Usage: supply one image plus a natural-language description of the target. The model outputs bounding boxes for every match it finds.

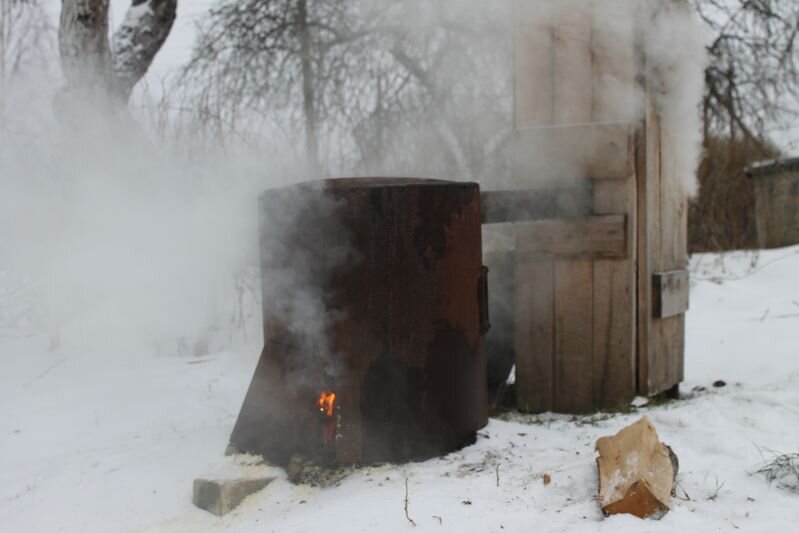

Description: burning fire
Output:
[317,391,336,417]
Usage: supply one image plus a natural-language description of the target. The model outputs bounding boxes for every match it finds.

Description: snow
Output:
[2,246,798,532]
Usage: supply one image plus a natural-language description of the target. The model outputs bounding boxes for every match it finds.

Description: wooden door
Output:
[636,96,690,396]
[511,0,638,413]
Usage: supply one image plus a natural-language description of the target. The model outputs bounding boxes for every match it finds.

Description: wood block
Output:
[193,477,275,516]
[515,215,628,259]
[653,270,690,319]
[596,417,676,519]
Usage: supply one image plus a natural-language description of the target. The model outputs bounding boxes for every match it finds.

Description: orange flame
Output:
[318,391,336,417]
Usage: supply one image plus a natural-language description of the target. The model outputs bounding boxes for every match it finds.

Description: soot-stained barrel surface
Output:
[229,178,489,466]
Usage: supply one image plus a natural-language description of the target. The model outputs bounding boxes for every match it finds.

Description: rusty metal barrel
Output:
[229,178,489,466]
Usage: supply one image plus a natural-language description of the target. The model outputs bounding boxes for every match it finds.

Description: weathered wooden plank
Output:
[554,259,594,412]
[513,2,554,127]
[750,171,799,249]
[590,0,638,125]
[653,270,690,319]
[657,110,688,390]
[514,260,555,413]
[593,258,636,408]
[593,180,636,408]
[552,8,593,124]
[644,98,663,395]
[515,215,629,259]
[549,7,596,413]
[643,93,687,396]
[589,1,637,409]
[586,124,635,179]
[636,120,652,396]
[513,124,634,182]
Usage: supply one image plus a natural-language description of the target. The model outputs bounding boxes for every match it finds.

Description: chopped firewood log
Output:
[595,416,677,519]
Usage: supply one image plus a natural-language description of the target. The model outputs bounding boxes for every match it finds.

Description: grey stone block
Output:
[193,477,275,516]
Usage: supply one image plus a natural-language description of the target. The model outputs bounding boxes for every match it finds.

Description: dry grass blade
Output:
[755,451,799,493]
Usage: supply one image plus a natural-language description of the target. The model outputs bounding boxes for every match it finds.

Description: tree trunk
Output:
[59,0,111,95]
[58,0,176,105]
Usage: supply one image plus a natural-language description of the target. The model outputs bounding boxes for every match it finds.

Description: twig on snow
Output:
[404,478,416,527]
[27,357,67,385]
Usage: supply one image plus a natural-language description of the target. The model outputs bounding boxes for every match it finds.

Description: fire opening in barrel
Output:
[317,391,336,417]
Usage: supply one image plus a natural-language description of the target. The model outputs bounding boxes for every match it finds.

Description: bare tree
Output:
[180,0,511,178]
[58,0,177,106]
[0,0,52,110]
[182,0,370,171]
[694,0,799,147]
[687,0,799,251]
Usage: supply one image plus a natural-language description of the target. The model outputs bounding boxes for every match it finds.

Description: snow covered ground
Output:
[2,246,799,533]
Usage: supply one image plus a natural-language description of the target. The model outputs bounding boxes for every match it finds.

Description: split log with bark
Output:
[596,416,678,519]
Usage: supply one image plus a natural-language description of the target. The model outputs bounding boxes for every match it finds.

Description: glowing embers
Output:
[317,389,338,445]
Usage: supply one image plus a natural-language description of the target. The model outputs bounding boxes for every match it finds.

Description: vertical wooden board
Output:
[514,260,555,413]
[552,7,593,124]
[658,122,688,389]
[554,259,594,412]
[752,180,769,248]
[510,0,559,414]
[644,102,663,395]
[546,6,594,412]
[636,120,652,395]
[590,2,637,409]
[593,259,636,408]
[590,0,637,124]
[659,136,687,269]
[593,177,636,408]
[513,1,554,127]
[549,6,595,413]
[645,94,688,396]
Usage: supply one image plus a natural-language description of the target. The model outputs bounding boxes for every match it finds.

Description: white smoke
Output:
[0,0,706,356]
[641,0,707,197]
[506,0,706,194]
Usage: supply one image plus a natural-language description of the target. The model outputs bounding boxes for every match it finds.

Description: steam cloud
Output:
[0,0,705,356]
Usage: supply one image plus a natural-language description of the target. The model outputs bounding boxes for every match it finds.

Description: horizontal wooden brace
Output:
[514,215,629,259]
[652,270,690,319]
